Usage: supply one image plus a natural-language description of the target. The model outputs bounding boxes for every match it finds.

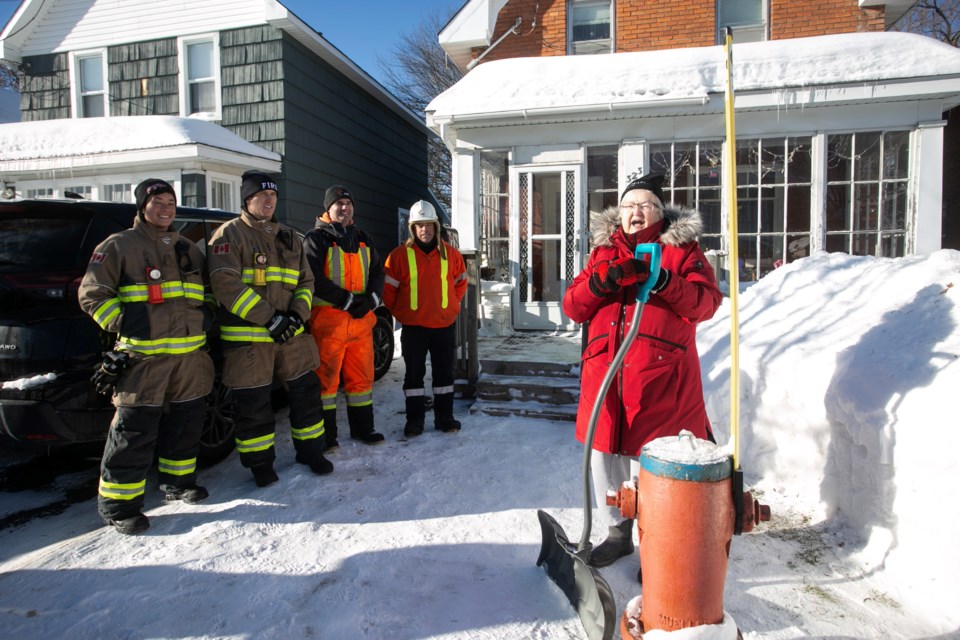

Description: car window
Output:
[0,217,90,272]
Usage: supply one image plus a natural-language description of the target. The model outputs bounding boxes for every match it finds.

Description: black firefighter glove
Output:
[265,312,299,344]
[588,256,650,297]
[346,292,379,319]
[91,351,131,396]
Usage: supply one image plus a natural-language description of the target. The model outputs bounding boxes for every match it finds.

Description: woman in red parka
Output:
[562,172,722,570]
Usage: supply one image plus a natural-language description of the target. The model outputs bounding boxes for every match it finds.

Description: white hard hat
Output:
[409,200,438,226]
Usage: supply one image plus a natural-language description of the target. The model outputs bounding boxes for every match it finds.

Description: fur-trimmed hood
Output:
[591,205,703,249]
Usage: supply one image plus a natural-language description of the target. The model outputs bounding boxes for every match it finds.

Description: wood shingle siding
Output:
[20,54,70,120]
[109,40,179,117]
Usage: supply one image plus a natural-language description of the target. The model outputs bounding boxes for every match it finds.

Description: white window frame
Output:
[207,172,240,212]
[177,33,222,120]
[567,0,614,55]
[68,49,108,119]
[717,0,768,44]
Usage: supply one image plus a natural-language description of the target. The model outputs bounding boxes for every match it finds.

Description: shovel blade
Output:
[536,509,617,640]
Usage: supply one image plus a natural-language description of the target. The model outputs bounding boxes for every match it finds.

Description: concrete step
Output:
[475,373,580,405]
[480,359,579,378]
[469,398,578,422]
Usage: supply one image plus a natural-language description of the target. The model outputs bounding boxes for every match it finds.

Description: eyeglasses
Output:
[620,202,660,213]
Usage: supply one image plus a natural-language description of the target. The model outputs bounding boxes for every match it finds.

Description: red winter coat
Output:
[562,205,722,456]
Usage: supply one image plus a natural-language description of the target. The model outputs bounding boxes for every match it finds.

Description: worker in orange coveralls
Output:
[303,185,385,448]
[383,200,467,437]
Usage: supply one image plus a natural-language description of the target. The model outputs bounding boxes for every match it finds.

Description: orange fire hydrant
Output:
[607,432,770,638]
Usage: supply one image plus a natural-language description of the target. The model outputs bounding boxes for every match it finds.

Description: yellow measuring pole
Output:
[723,27,741,471]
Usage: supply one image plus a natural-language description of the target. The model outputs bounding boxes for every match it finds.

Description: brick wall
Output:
[770,0,884,39]
[469,0,886,67]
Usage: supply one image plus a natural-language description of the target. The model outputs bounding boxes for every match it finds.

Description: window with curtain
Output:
[568,0,613,55]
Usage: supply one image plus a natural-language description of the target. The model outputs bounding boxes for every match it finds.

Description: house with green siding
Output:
[0,0,431,247]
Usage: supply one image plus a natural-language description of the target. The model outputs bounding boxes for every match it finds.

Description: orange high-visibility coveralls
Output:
[303,219,384,443]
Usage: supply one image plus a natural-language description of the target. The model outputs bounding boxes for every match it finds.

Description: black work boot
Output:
[323,408,339,452]
[251,463,279,487]
[347,404,385,445]
[404,395,426,437]
[588,519,635,567]
[104,512,150,535]
[433,392,461,433]
[162,484,209,504]
[295,451,334,475]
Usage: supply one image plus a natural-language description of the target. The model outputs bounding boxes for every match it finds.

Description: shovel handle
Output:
[634,243,662,303]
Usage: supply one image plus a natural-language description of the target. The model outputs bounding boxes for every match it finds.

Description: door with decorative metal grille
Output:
[511,167,581,330]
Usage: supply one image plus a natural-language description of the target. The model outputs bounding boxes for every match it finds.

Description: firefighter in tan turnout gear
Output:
[207,171,333,487]
[79,178,214,535]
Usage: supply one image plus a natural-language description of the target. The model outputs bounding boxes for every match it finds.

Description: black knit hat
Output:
[621,172,666,206]
[323,185,354,212]
[241,170,279,204]
[134,178,176,212]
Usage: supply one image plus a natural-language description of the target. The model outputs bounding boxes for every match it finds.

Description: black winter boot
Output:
[162,484,209,504]
[347,404,385,445]
[251,463,279,487]
[295,451,334,475]
[588,519,635,567]
[433,392,461,433]
[104,512,150,535]
[404,395,426,437]
[323,408,339,452]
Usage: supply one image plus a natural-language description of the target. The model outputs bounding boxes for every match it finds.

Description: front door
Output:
[511,167,581,330]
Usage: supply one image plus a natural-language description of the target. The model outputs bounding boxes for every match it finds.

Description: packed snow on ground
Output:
[0,250,958,639]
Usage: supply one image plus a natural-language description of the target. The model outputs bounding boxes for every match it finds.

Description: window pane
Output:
[759,138,785,185]
[786,234,810,261]
[826,134,852,183]
[79,57,103,92]
[825,234,848,253]
[699,143,722,187]
[700,190,722,234]
[102,183,132,203]
[855,132,881,182]
[82,95,105,117]
[851,233,876,257]
[759,235,782,278]
[190,81,216,114]
[883,131,909,180]
[785,184,810,233]
[786,139,811,183]
[882,182,907,231]
[571,1,611,41]
[879,233,904,258]
[673,142,696,188]
[853,183,879,232]
[736,139,758,185]
[187,41,214,80]
[720,0,762,26]
[826,184,850,232]
[737,187,758,233]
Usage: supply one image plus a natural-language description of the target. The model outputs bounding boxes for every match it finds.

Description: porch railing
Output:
[454,249,480,398]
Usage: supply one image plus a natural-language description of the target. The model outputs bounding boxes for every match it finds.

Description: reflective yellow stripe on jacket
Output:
[116,334,206,355]
[405,247,449,311]
[314,244,371,306]
[117,281,205,303]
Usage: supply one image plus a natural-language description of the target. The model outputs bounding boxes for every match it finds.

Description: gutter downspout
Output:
[466,16,522,71]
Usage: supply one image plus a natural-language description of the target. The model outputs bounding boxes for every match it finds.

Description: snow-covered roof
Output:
[427,32,960,123]
[0,115,280,162]
[0,115,282,177]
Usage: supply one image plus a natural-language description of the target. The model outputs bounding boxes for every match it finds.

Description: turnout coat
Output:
[562,205,722,456]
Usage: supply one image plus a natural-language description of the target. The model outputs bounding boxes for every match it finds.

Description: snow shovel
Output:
[537,243,663,640]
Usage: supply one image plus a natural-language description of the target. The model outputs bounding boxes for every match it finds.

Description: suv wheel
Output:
[372,312,394,381]
[199,378,236,465]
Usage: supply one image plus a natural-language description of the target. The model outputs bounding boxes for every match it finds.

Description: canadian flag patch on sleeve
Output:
[89,252,107,264]
[212,243,230,255]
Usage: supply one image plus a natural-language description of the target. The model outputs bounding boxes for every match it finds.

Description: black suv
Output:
[0,198,395,460]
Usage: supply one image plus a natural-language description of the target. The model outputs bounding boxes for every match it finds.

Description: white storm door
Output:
[511,167,581,330]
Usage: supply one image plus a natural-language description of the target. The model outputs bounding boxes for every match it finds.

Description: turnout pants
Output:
[400,324,456,424]
[98,350,214,520]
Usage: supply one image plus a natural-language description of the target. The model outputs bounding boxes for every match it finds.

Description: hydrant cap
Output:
[641,430,731,482]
